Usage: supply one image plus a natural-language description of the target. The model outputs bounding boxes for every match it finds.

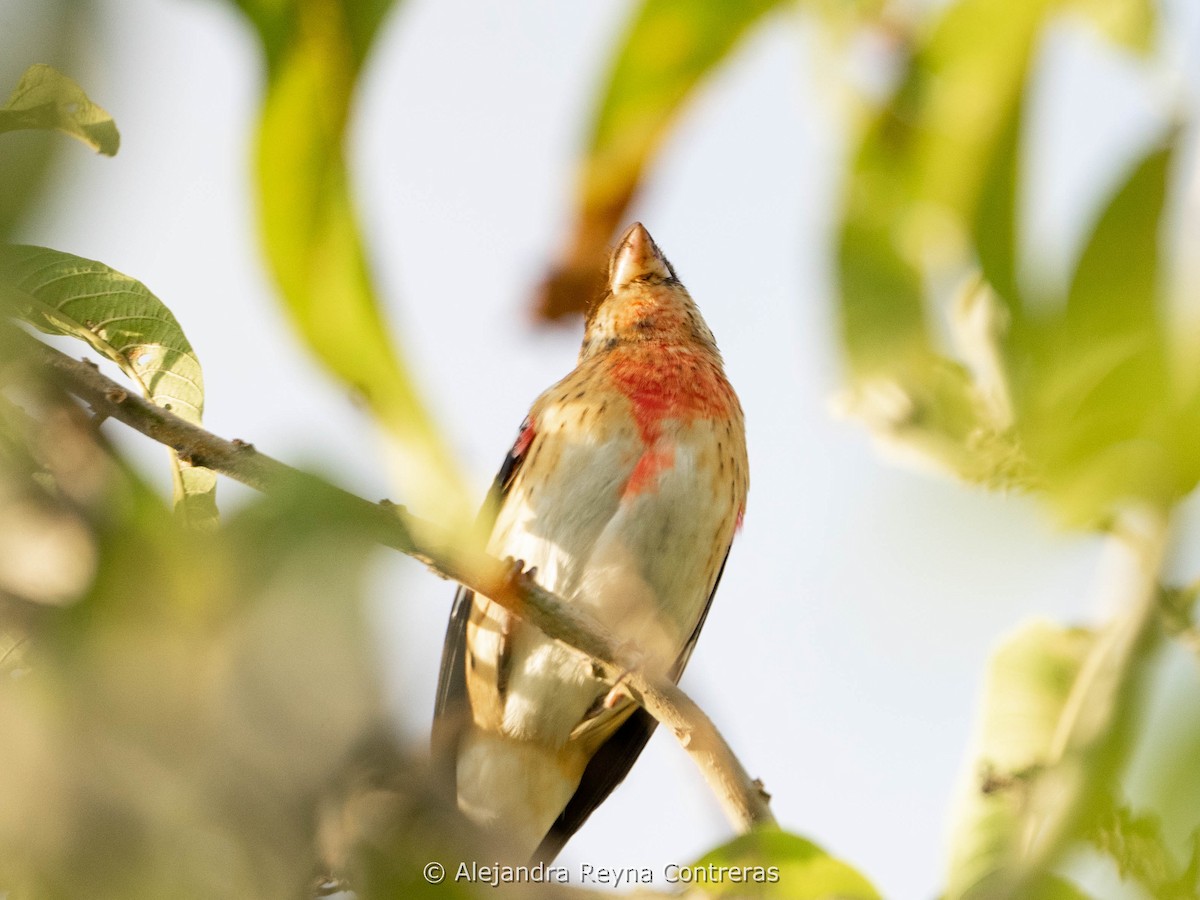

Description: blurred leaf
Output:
[232,0,393,70]
[1071,0,1157,55]
[1066,140,1168,337]
[1011,138,1187,524]
[835,0,1080,493]
[992,874,1095,899]
[1126,656,1200,892]
[685,830,880,899]
[536,0,788,320]
[808,0,888,31]
[0,631,28,676]
[1158,583,1200,663]
[839,0,1189,522]
[229,0,466,522]
[0,476,390,899]
[834,0,1166,368]
[974,96,1024,309]
[0,245,217,527]
[947,507,1169,897]
[838,0,1069,369]
[836,206,929,369]
[0,4,82,237]
[0,487,96,608]
[0,63,119,156]
[339,764,492,900]
[955,873,1096,900]
[229,0,298,69]
[832,355,1002,482]
[0,340,121,609]
[944,621,1095,900]
[0,362,500,896]
[1087,804,1199,899]
[1012,513,1169,883]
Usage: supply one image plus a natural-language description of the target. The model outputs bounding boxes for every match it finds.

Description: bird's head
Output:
[580,223,719,361]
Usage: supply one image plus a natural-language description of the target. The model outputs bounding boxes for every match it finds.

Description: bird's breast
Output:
[603,343,742,447]
[470,342,747,745]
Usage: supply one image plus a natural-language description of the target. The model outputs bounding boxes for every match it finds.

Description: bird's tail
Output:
[455,728,587,862]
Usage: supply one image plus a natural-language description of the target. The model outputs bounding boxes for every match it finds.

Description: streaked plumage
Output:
[434,223,747,861]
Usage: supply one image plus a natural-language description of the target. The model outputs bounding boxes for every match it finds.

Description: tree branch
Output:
[14,331,776,833]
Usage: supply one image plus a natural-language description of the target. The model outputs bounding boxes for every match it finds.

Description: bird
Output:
[433,222,748,863]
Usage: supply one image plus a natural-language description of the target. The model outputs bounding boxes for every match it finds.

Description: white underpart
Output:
[456,410,737,858]
[457,732,581,856]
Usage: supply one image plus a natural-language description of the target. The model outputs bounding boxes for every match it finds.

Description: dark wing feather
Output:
[533,546,732,863]
[432,419,532,772]
[670,549,729,681]
[430,583,474,778]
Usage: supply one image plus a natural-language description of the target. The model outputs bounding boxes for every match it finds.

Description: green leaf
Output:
[835,0,1076,492]
[837,0,1187,522]
[0,629,28,676]
[838,0,1065,370]
[835,0,1158,356]
[807,0,889,31]
[1067,142,1168,336]
[231,0,393,71]
[0,8,82,239]
[688,830,880,899]
[836,208,930,369]
[537,0,788,319]
[0,63,119,156]
[0,477,386,898]
[0,245,217,527]
[586,0,786,213]
[960,873,1096,900]
[832,350,1015,484]
[230,0,467,523]
[1126,675,1200,899]
[973,95,1025,310]
[1087,805,1198,899]
[1071,0,1157,55]
[1012,138,1186,523]
[944,621,1095,900]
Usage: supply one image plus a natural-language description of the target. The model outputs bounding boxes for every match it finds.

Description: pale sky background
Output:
[7,1,1200,897]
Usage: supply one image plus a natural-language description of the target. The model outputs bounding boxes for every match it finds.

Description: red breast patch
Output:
[607,344,737,499]
[607,346,736,446]
[623,444,677,498]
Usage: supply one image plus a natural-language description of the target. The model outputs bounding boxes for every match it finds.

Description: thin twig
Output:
[13,330,776,832]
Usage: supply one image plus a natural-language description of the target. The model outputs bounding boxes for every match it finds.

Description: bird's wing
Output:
[533,545,732,863]
[432,419,532,769]
[670,547,730,681]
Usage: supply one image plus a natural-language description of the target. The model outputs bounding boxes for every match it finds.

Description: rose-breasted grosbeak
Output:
[434,223,748,861]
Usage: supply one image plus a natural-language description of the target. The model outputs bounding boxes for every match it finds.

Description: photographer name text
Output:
[432,861,781,888]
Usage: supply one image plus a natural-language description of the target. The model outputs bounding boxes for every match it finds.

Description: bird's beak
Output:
[609,222,671,292]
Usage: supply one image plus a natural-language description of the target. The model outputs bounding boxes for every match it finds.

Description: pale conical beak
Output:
[609,222,672,292]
